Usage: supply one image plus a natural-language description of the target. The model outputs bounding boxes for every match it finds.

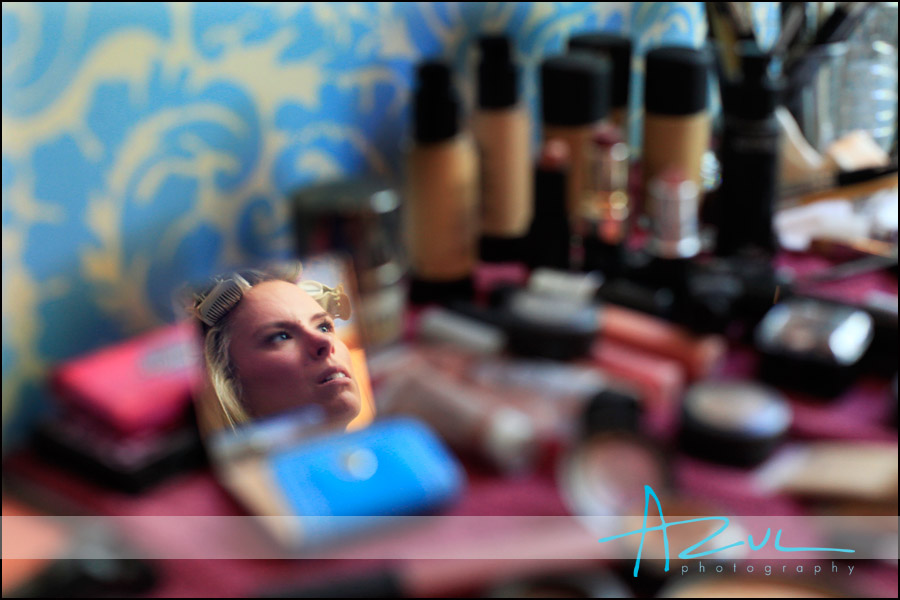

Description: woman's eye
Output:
[318,321,334,333]
[268,331,291,343]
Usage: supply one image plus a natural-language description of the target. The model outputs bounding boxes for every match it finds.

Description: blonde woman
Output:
[188,263,360,433]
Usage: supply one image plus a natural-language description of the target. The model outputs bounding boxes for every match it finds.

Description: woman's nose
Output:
[304,327,333,360]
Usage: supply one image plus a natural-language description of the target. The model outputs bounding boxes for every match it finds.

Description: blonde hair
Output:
[188,262,350,432]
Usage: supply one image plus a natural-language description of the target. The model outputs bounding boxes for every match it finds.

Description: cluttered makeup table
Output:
[3,253,898,598]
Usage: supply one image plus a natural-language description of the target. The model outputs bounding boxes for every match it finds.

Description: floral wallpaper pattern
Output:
[1,2,777,443]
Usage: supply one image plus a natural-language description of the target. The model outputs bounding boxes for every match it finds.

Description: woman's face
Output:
[226,280,361,427]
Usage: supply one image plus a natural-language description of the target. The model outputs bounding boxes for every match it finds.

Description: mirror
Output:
[184,254,375,441]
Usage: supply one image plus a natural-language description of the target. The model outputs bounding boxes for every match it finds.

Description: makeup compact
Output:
[755,298,875,396]
[41,322,206,492]
[680,381,792,466]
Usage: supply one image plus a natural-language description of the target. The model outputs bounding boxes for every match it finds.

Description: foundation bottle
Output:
[541,54,611,219]
[642,46,712,196]
[716,47,782,257]
[406,61,478,304]
[568,33,633,137]
[474,35,533,263]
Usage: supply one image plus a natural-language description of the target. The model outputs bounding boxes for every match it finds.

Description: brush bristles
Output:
[196,276,250,326]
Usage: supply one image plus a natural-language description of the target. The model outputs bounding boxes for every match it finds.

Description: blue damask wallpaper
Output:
[1,3,777,444]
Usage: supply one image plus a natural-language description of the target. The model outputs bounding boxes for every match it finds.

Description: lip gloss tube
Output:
[599,303,726,380]
[527,269,727,379]
[586,339,686,416]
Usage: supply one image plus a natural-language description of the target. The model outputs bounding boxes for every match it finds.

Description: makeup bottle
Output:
[716,46,783,256]
[642,46,712,193]
[527,139,572,270]
[541,54,611,218]
[406,61,478,304]
[291,178,407,348]
[474,35,533,263]
[582,124,631,275]
[568,33,632,136]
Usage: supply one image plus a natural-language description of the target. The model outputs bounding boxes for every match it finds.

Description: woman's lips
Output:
[317,367,352,386]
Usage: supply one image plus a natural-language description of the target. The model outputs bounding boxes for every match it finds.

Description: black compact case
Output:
[755,298,875,397]
[449,289,599,360]
[680,381,792,466]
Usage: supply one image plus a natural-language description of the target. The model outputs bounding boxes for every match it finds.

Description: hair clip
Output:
[300,281,352,321]
[192,274,252,327]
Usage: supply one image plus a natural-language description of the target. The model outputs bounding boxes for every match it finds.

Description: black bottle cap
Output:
[541,54,611,126]
[722,45,783,120]
[478,34,518,109]
[413,61,461,143]
[568,32,632,108]
[644,46,712,116]
[582,389,642,436]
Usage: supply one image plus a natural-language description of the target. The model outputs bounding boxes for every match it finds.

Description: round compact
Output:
[680,381,792,466]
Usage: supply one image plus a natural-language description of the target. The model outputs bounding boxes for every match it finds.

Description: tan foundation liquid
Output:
[543,123,600,217]
[406,133,479,281]
[474,107,532,237]
[642,111,711,190]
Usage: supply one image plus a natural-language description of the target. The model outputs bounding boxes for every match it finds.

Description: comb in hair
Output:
[195,275,251,327]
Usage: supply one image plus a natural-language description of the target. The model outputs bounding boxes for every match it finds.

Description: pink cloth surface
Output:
[3,257,897,597]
